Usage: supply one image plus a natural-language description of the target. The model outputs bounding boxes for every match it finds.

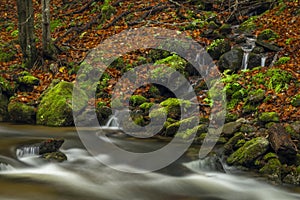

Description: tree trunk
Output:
[42,0,56,59]
[16,0,37,68]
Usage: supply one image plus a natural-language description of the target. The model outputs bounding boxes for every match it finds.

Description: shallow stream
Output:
[0,123,300,200]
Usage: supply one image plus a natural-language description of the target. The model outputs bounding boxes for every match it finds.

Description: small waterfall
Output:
[16,146,40,157]
[241,36,256,70]
[0,163,13,171]
[105,115,120,128]
[261,55,268,67]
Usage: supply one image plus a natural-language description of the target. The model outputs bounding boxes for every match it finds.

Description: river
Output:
[0,123,300,200]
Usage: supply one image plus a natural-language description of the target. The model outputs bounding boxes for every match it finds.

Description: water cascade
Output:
[0,163,13,171]
[16,146,39,158]
[261,54,268,67]
[241,36,256,70]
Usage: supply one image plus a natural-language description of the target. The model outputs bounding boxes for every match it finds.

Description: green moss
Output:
[166,116,199,136]
[175,123,207,140]
[154,54,187,76]
[259,158,281,179]
[259,112,280,123]
[238,16,258,33]
[0,76,14,95]
[291,94,300,107]
[159,98,191,119]
[227,137,269,166]
[8,101,36,123]
[139,102,154,110]
[253,68,293,93]
[224,132,245,155]
[129,95,147,107]
[37,82,81,126]
[257,29,279,41]
[207,39,231,60]
[18,75,39,85]
[275,56,291,65]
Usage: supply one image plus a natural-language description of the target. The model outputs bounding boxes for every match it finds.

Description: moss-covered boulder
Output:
[37,81,77,126]
[247,89,265,103]
[159,98,191,120]
[7,101,36,124]
[166,116,199,137]
[41,151,67,162]
[0,76,15,96]
[17,72,40,92]
[175,123,207,141]
[258,153,282,182]
[258,112,280,123]
[227,137,269,167]
[207,39,231,60]
[218,48,243,72]
[129,95,147,107]
[257,29,279,41]
[224,132,245,155]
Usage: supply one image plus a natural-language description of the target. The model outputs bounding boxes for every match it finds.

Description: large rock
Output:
[17,71,40,92]
[38,138,65,154]
[268,124,298,164]
[248,53,262,69]
[227,137,269,167]
[7,101,36,124]
[207,39,231,60]
[222,121,242,137]
[37,81,76,126]
[218,48,243,72]
[256,40,281,52]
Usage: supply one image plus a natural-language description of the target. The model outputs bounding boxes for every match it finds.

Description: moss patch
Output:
[37,81,79,126]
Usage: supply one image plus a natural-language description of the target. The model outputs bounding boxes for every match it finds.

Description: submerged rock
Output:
[38,138,65,155]
[41,151,67,162]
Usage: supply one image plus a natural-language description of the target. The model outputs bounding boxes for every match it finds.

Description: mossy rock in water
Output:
[7,101,36,124]
[207,39,231,60]
[166,116,199,137]
[37,81,84,126]
[258,112,280,123]
[41,151,67,162]
[175,124,208,140]
[259,158,281,182]
[227,137,269,167]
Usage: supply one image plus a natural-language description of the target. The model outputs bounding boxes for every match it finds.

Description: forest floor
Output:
[0,0,300,121]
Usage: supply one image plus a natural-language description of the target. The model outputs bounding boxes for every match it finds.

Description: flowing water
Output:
[0,123,300,200]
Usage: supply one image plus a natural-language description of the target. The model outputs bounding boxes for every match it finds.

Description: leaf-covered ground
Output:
[0,0,299,121]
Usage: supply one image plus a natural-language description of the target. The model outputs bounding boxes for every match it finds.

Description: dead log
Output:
[268,124,298,165]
